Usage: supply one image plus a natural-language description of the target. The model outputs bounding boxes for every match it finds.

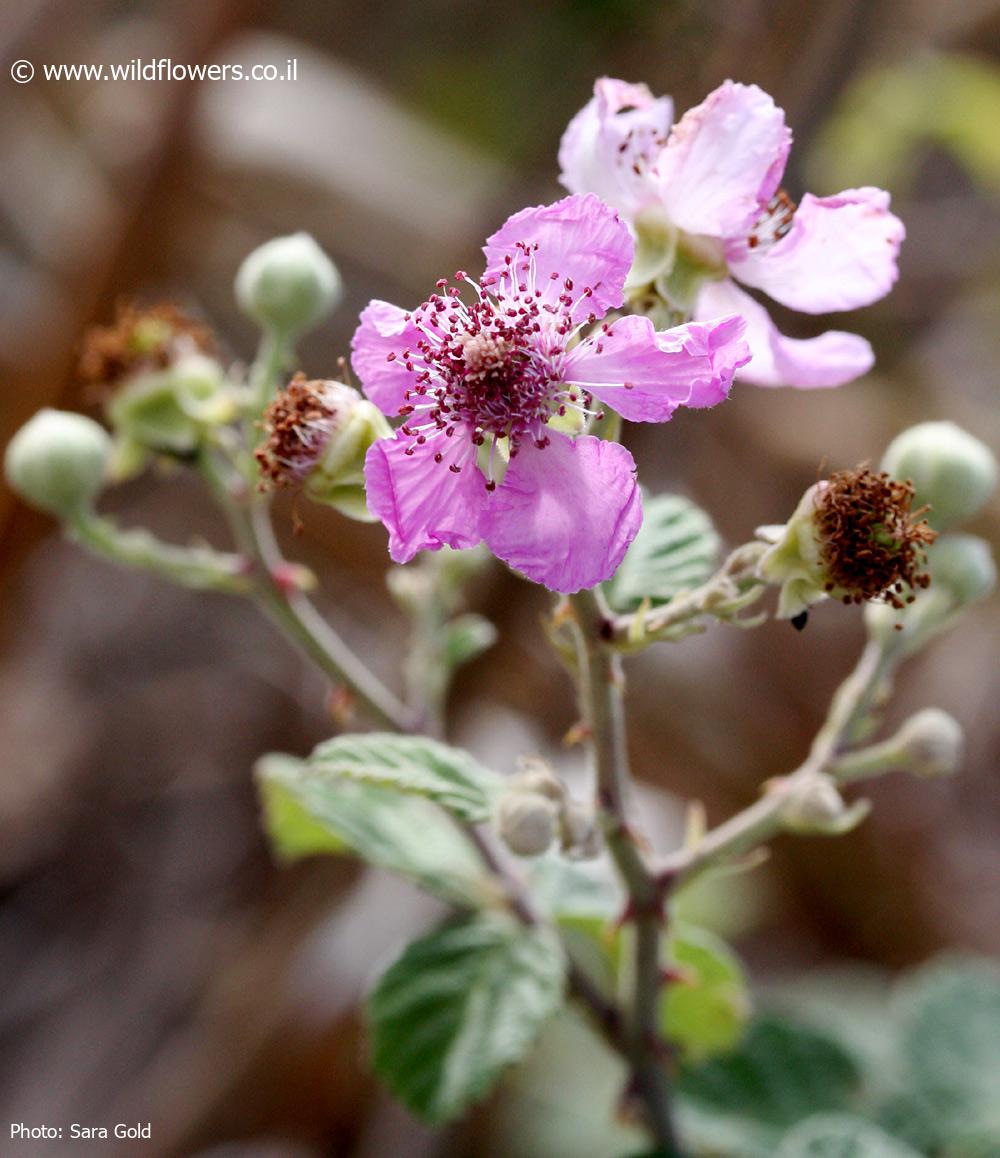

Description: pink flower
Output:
[559,79,905,390]
[352,194,749,593]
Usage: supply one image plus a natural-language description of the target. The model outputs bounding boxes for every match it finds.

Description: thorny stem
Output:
[569,587,683,1156]
[656,640,892,892]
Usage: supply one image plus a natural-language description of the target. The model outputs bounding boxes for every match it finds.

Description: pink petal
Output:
[481,433,641,593]
[558,77,673,215]
[727,187,905,314]
[364,431,487,563]
[482,194,634,327]
[655,81,792,240]
[562,313,748,421]
[351,300,425,416]
[696,279,874,390]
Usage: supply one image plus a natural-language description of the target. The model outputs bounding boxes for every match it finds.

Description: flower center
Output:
[747,189,797,251]
[390,248,599,484]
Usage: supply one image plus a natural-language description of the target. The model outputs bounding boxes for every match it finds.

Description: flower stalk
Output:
[568,587,682,1155]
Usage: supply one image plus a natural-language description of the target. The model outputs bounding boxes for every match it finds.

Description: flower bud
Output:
[559,800,602,859]
[496,790,559,857]
[881,421,998,530]
[105,353,236,460]
[893,709,964,778]
[5,409,111,518]
[235,233,342,337]
[777,773,869,835]
[759,467,936,620]
[256,375,390,521]
[509,759,567,804]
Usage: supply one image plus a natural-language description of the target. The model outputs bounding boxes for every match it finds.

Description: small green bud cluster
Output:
[5,409,112,519]
[496,761,599,859]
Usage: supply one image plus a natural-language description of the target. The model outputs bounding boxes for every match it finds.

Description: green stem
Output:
[657,640,893,893]
[569,587,682,1156]
[199,451,416,732]
[67,511,252,594]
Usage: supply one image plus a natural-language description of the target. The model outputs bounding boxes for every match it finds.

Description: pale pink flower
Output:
[559,78,905,389]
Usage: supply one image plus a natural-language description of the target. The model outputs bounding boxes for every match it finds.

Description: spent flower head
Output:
[79,301,215,394]
[759,466,937,621]
[351,193,749,593]
[559,78,904,389]
[256,373,390,521]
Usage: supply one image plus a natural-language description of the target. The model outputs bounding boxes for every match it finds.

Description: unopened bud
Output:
[5,409,111,518]
[894,709,964,778]
[777,773,869,835]
[881,422,998,530]
[560,800,602,859]
[256,375,390,521]
[235,233,342,337]
[509,759,567,804]
[497,790,559,857]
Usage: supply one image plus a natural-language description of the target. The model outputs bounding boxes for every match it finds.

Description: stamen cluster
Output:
[816,467,937,608]
[390,246,602,484]
[746,189,797,251]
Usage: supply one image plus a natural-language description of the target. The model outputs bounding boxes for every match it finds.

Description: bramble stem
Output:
[569,587,682,1156]
[67,511,252,594]
[656,640,892,893]
[198,450,416,732]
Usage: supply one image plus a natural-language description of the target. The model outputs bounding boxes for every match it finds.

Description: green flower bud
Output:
[496,789,559,857]
[865,534,996,653]
[777,772,870,835]
[893,709,964,778]
[759,467,936,620]
[256,375,390,521]
[235,233,342,337]
[105,353,236,460]
[5,409,111,518]
[881,421,998,530]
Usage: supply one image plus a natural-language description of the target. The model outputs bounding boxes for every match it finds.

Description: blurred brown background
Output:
[2,1,999,1155]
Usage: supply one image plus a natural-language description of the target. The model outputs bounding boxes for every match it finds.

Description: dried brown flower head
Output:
[78,301,215,392]
[815,466,937,609]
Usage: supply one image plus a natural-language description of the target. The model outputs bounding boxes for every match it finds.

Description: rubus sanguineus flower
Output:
[351,193,749,593]
[559,79,905,390]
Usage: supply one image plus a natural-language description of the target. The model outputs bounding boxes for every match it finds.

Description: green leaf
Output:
[606,493,720,612]
[777,1114,924,1157]
[308,732,504,822]
[895,957,1000,1148]
[367,917,566,1123]
[678,1014,861,1128]
[661,924,751,1063]
[255,753,493,905]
